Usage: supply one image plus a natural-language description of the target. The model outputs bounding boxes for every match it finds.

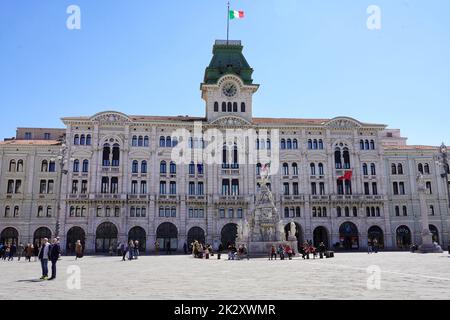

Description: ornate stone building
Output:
[1,40,449,253]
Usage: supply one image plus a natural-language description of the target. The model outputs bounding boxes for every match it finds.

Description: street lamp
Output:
[53,142,70,238]
[436,143,450,209]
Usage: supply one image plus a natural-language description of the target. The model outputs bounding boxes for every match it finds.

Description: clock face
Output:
[222,82,237,97]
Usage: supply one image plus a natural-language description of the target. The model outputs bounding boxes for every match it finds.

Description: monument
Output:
[416,173,443,253]
[236,164,297,254]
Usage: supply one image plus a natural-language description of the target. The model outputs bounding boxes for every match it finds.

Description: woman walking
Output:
[75,240,83,260]
[25,244,33,262]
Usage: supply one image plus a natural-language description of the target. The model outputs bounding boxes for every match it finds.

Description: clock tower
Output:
[201,40,259,124]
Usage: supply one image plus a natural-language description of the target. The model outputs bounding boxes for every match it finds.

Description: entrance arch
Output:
[33,227,52,247]
[396,225,411,249]
[95,222,118,253]
[429,225,439,244]
[284,222,304,251]
[187,227,206,246]
[128,226,147,252]
[156,222,178,252]
[221,223,238,248]
[66,227,86,254]
[368,226,384,248]
[1,227,19,245]
[339,222,359,250]
[313,226,329,249]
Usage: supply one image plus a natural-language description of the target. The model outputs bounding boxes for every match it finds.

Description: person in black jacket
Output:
[48,238,61,280]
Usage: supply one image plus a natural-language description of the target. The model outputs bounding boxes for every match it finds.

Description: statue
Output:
[278,221,285,241]
[289,220,297,238]
[416,173,425,192]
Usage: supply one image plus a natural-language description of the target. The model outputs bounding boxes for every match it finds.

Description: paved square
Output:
[0,252,449,300]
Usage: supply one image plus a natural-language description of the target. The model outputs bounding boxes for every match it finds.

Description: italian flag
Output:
[229,10,244,20]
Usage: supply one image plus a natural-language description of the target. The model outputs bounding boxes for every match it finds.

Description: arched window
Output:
[334,148,342,169]
[159,136,165,147]
[160,161,167,174]
[41,160,48,172]
[395,206,400,216]
[397,164,403,175]
[370,140,375,150]
[343,148,350,169]
[214,102,219,112]
[284,207,289,218]
[227,102,232,112]
[80,135,86,145]
[362,163,368,176]
[132,160,139,173]
[424,163,430,174]
[313,139,318,150]
[73,160,80,172]
[222,102,226,112]
[9,160,16,172]
[418,163,424,174]
[170,162,177,174]
[360,140,364,150]
[16,160,23,172]
[138,136,143,147]
[86,135,92,146]
[74,135,80,145]
[370,163,376,175]
[144,136,149,147]
[141,161,147,174]
[318,163,324,175]
[391,163,397,175]
[280,139,286,150]
[376,207,380,217]
[308,139,313,150]
[322,207,327,217]
[365,140,370,150]
[426,182,432,194]
[82,160,89,173]
[318,139,323,150]
[112,144,120,166]
[189,162,195,175]
[256,163,262,175]
[296,207,301,217]
[293,139,298,149]
[292,163,298,176]
[4,206,10,217]
[366,207,371,217]
[371,207,375,217]
[166,137,172,148]
[312,207,317,217]
[429,205,435,216]
[310,163,316,176]
[402,206,408,216]
[353,207,358,217]
[287,139,292,149]
[241,102,246,112]
[336,207,342,217]
[132,136,138,147]
[345,206,350,217]
[37,206,43,217]
[282,163,289,176]
[102,144,111,166]
[266,139,271,150]
[233,102,238,112]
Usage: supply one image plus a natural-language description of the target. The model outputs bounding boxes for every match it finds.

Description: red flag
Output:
[338,170,353,181]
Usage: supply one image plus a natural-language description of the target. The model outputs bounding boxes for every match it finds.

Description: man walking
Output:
[38,238,50,280]
[49,238,61,280]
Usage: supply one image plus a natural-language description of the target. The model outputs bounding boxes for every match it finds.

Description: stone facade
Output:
[0,40,449,253]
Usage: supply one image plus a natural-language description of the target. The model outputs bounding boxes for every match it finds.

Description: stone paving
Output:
[0,252,449,300]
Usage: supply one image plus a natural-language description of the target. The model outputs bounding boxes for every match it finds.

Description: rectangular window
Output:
[231,179,239,196]
[283,183,290,195]
[219,208,225,218]
[171,207,176,217]
[372,182,378,195]
[197,182,204,195]
[25,132,32,140]
[337,180,344,195]
[140,181,147,194]
[189,208,194,218]
[44,133,51,140]
[319,183,325,195]
[47,180,54,194]
[293,182,299,195]
[189,182,195,195]
[227,208,234,218]
[159,181,166,195]
[364,182,370,195]
[72,180,79,194]
[159,207,165,217]
[222,179,230,196]
[169,182,177,195]
[40,180,47,194]
[237,208,243,219]
[110,177,118,194]
[96,207,102,217]
[81,180,88,194]
[311,183,316,195]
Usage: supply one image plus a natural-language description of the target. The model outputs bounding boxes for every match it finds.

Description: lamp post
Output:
[436,143,450,209]
[52,142,70,238]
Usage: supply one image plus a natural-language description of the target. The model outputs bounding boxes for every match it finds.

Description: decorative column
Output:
[417,173,443,253]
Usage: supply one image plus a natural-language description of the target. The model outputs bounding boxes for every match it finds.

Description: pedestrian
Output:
[154,241,160,255]
[122,243,128,261]
[38,238,50,280]
[318,242,326,259]
[367,240,373,254]
[373,239,379,253]
[25,244,33,262]
[0,243,4,260]
[134,240,139,259]
[49,238,61,280]
[128,240,134,260]
[183,242,188,254]
[33,241,39,261]
[75,240,83,260]
[277,245,284,260]
[286,244,293,260]
[205,245,210,259]
[166,241,171,255]
[5,244,11,261]
[117,242,122,257]
[217,243,223,260]
[269,245,276,260]
[17,243,24,261]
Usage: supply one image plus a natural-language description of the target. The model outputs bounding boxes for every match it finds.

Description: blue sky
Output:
[1,0,449,145]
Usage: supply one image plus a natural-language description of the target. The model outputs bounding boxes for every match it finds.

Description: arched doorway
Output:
[221,223,238,248]
[284,222,304,251]
[339,222,359,250]
[429,225,439,244]
[313,226,329,249]
[156,222,178,252]
[128,226,146,252]
[33,227,52,247]
[95,222,118,253]
[368,226,384,248]
[66,227,86,255]
[1,227,19,245]
[396,225,411,249]
[187,227,206,246]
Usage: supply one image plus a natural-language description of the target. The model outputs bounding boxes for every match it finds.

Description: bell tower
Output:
[200,40,259,124]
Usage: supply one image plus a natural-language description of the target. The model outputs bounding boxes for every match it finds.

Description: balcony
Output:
[91,193,126,200]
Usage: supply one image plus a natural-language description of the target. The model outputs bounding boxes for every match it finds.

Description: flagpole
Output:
[227,1,230,45]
